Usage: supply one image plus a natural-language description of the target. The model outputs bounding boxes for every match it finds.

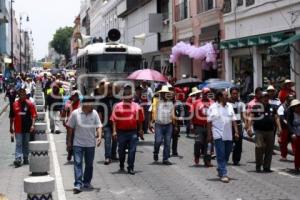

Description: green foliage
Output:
[50,26,74,61]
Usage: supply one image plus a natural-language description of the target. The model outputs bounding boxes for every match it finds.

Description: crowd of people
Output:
[6,72,300,194]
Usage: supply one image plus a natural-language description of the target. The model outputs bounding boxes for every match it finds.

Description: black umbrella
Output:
[175,77,202,87]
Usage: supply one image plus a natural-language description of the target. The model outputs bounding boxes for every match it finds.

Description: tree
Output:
[50,26,74,63]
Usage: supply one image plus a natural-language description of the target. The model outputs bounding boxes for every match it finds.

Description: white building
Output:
[221,0,300,98]
[117,0,173,74]
[90,0,125,42]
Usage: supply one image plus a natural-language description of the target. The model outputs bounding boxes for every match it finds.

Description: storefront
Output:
[221,31,296,97]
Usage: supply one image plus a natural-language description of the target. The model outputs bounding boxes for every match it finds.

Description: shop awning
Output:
[269,34,300,54]
[220,32,288,49]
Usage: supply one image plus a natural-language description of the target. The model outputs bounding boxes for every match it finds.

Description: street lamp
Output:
[19,14,29,73]
[10,0,14,68]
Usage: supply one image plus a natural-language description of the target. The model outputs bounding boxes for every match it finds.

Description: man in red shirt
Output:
[278,80,296,104]
[192,88,214,166]
[10,88,37,167]
[111,84,144,175]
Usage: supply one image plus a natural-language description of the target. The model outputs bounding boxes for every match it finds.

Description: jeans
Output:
[117,131,138,170]
[214,139,233,177]
[73,146,95,188]
[154,123,173,161]
[103,126,117,159]
[15,133,30,161]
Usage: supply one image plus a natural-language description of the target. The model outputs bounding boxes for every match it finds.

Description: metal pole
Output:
[19,17,22,73]
[10,0,14,67]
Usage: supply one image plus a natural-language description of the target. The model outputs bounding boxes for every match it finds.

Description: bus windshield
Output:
[88,54,142,73]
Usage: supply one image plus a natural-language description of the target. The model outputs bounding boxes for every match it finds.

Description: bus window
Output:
[88,54,141,73]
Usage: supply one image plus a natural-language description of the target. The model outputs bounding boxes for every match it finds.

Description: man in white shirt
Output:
[67,98,102,194]
[207,90,239,183]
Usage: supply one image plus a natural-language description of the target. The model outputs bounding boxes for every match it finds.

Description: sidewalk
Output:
[0,95,57,199]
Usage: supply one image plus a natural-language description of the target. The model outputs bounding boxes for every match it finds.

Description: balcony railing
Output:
[175,1,188,22]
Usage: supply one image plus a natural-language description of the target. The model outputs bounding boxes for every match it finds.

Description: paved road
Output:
[52,125,300,200]
[0,101,299,200]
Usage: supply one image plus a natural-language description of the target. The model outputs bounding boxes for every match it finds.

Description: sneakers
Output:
[13,160,22,168]
[55,130,61,134]
[256,165,262,173]
[127,167,136,175]
[172,153,179,157]
[263,168,273,173]
[153,154,158,162]
[73,186,82,194]
[220,176,230,183]
[162,160,172,165]
[83,183,94,190]
[104,158,111,165]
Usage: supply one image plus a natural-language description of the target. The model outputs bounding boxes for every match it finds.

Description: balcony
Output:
[175,1,188,22]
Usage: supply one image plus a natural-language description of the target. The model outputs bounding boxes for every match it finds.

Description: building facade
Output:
[117,0,174,76]
[0,0,10,73]
[221,0,300,98]
[172,0,224,80]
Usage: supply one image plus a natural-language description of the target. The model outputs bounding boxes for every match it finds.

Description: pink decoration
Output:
[169,42,217,65]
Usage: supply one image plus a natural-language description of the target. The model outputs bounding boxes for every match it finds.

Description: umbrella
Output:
[205,80,236,89]
[127,69,168,82]
[175,77,202,87]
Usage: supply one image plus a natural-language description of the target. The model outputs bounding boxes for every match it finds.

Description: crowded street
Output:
[1,0,300,200]
[0,105,299,200]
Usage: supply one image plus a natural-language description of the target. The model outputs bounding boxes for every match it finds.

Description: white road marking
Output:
[271,168,300,179]
[47,112,67,200]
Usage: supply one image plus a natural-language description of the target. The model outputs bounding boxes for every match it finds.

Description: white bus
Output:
[76,29,143,95]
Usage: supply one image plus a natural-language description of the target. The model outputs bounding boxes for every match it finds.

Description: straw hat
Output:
[157,85,174,93]
[290,99,300,108]
[283,79,295,86]
[189,87,202,97]
[266,85,275,91]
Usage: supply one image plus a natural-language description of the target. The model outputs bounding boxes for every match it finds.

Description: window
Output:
[198,0,214,13]
[223,0,231,13]
[88,54,141,73]
[246,0,255,7]
[237,0,243,6]
[175,0,188,21]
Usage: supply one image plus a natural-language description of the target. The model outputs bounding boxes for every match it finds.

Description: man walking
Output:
[10,88,37,167]
[67,98,102,194]
[97,82,120,165]
[229,87,246,166]
[247,91,281,173]
[46,84,63,134]
[111,84,144,175]
[207,90,239,183]
[151,85,176,165]
[192,88,214,166]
